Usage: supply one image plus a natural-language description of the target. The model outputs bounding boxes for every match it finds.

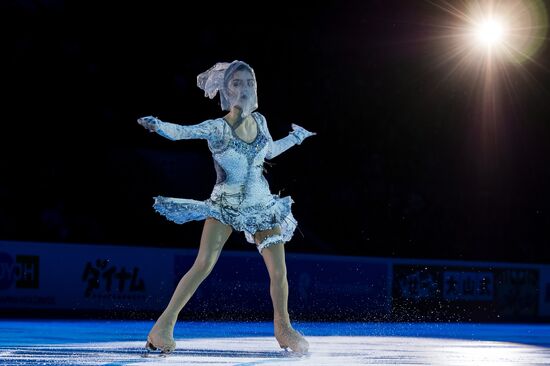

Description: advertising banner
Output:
[392,262,539,321]
[3,241,546,322]
[0,241,174,312]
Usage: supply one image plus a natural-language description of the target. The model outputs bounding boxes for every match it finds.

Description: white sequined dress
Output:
[151,112,299,251]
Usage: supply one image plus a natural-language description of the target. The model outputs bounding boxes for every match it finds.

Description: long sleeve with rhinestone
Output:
[266,134,299,159]
[259,116,298,159]
[155,119,219,141]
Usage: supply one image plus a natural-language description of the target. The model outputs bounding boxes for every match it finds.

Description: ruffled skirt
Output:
[152,194,297,245]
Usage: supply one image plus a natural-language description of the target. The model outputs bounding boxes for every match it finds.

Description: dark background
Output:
[1,0,549,263]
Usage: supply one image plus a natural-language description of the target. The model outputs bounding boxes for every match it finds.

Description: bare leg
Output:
[147,218,232,352]
[256,228,309,353]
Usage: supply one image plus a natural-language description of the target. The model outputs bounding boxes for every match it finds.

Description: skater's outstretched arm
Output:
[259,114,316,159]
[137,116,223,142]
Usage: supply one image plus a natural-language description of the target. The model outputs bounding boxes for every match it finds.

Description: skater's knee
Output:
[192,255,218,276]
[269,268,287,284]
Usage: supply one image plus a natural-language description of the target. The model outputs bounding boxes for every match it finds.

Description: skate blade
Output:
[142,340,172,357]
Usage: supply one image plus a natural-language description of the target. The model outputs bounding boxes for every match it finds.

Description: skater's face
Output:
[226,69,257,117]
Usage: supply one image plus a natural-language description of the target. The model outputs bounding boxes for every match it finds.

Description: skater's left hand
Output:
[290,123,316,145]
[137,116,160,132]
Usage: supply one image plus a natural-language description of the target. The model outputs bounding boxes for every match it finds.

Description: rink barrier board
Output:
[1,240,549,322]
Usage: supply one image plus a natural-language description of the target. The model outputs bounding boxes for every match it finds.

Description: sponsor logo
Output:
[396,269,439,300]
[443,271,493,301]
[81,259,145,299]
[0,252,40,290]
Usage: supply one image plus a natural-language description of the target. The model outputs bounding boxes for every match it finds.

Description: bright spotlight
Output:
[474,19,506,46]
[433,0,548,65]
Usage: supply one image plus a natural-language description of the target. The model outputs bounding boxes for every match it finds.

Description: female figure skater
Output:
[137,60,316,354]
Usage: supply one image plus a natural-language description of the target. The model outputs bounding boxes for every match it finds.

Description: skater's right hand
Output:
[290,123,316,145]
[137,116,160,132]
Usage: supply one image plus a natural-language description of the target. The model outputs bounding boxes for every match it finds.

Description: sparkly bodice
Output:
[210,116,271,205]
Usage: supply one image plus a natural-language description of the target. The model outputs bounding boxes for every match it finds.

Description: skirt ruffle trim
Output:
[152,195,297,245]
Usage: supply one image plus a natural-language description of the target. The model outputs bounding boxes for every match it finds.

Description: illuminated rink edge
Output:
[1,321,549,366]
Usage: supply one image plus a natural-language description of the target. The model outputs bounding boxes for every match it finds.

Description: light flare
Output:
[474,18,506,46]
